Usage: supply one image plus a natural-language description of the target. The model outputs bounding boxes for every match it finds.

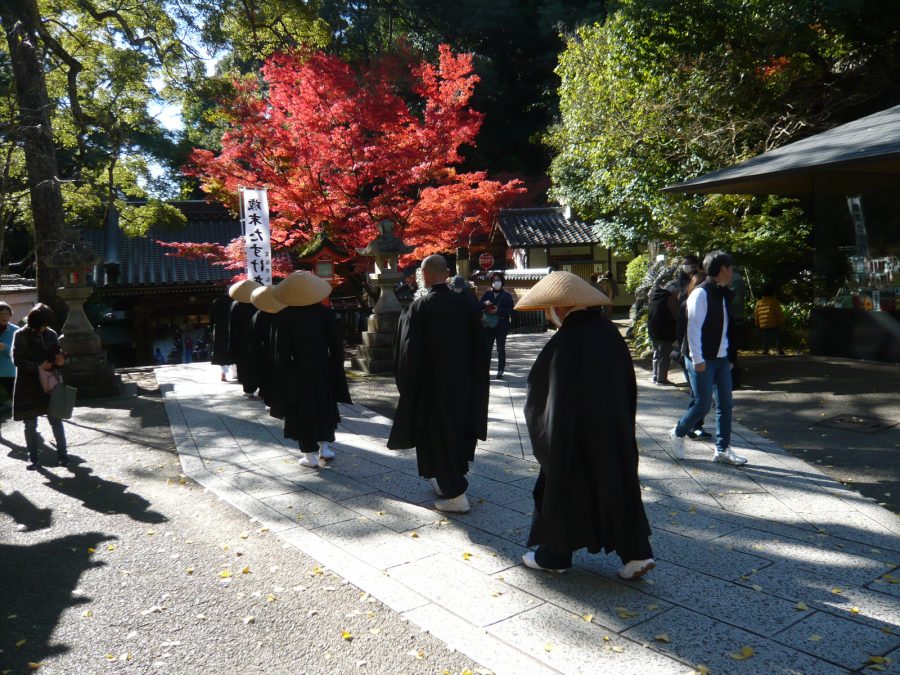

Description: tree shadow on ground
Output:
[0,489,52,531]
[37,463,167,524]
[0,532,114,673]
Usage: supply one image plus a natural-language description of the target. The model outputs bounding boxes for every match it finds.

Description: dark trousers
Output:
[761,327,783,352]
[24,416,67,464]
[0,376,13,420]
[486,326,508,374]
[298,439,319,454]
[536,536,654,569]
[435,475,468,500]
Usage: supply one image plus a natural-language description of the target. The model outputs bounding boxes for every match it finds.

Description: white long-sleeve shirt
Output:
[686,286,728,365]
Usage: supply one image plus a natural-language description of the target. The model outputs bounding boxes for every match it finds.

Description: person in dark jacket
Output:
[228,279,262,396]
[669,251,747,466]
[272,272,351,468]
[479,271,515,379]
[210,293,234,381]
[647,282,679,385]
[389,255,489,513]
[514,271,653,579]
[450,275,481,316]
[11,304,69,469]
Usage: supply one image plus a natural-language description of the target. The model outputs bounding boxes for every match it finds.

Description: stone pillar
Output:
[352,220,414,374]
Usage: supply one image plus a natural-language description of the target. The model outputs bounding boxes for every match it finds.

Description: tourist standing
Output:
[647,281,679,385]
[12,304,69,469]
[480,271,514,379]
[389,255,489,513]
[669,251,748,466]
[272,272,351,468]
[514,271,654,579]
[0,302,15,423]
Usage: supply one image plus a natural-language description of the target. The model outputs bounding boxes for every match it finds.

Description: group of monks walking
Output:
[210,259,655,581]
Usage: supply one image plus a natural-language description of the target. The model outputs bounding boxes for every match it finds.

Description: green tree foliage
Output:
[547,0,900,290]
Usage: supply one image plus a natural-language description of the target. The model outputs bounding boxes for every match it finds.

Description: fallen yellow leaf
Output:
[311,566,324,576]
[729,646,755,660]
[240,532,249,539]
[654,633,671,643]
[809,634,823,642]
[611,646,624,653]
[146,529,155,536]
[544,642,554,652]
[602,635,611,642]
[342,630,353,641]
[369,628,380,635]
[87,547,96,554]
[409,532,419,538]
[107,544,116,551]
[82,610,93,618]
[15,639,26,648]
[186,566,194,575]
[104,654,116,662]
[26,665,42,672]
[849,607,860,615]
[241,566,251,574]
[751,584,763,592]
[218,569,232,579]
[267,594,276,603]
[831,587,843,594]
[695,666,710,675]
[582,614,593,623]
[375,510,385,516]
[462,552,473,561]
[243,616,255,624]
[795,602,809,611]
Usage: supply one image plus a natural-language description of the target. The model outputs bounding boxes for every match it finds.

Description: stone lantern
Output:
[352,220,414,374]
[47,239,123,398]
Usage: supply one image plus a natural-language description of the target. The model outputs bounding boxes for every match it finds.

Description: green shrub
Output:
[630,313,653,358]
[625,253,650,294]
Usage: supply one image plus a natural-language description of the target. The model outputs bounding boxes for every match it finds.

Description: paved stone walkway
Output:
[157,334,899,674]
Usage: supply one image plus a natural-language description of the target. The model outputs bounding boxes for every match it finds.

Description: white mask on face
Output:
[682,265,696,274]
[492,280,502,291]
[545,307,562,328]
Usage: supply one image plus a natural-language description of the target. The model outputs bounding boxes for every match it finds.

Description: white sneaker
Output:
[713,448,748,466]
[434,493,470,513]
[318,442,335,461]
[618,558,655,580]
[669,427,686,460]
[298,452,320,468]
[429,478,443,497]
[522,551,569,573]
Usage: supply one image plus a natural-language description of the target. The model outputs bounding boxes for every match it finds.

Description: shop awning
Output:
[663,104,900,195]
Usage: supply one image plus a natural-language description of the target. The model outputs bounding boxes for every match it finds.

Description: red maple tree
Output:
[171,45,523,268]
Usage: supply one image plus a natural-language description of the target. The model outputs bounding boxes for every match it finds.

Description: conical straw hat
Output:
[229,278,262,303]
[272,271,332,307]
[514,270,611,310]
[250,285,287,314]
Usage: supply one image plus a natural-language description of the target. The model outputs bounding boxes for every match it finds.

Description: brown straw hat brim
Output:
[514,270,611,310]
[250,285,287,314]
[229,279,262,303]
[272,271,332,307]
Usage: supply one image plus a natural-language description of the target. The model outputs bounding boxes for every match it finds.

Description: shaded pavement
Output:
[152,333,900,674]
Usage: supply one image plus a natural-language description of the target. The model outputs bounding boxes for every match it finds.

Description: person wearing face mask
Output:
[514,271,655,579]
[676,255,699,298]
[480,271,515,379]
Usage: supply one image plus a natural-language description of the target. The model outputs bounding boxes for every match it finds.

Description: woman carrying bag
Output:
[12,304,70,470]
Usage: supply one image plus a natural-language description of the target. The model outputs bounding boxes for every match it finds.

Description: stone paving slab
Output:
[157,356,900,675]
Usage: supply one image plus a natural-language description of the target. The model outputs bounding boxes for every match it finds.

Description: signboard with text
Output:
[240,188,272,286]
[478,253,494,270]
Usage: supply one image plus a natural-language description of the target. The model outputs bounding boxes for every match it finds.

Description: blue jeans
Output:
[675,357,732,451]
[24,416,67,464]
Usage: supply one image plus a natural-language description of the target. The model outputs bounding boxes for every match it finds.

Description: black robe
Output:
[524,308,651,557]
[275,304,350,442]
[251,310,279,411]
[210,294,233,366]
[388,283,489,479]
[229,301,259,392]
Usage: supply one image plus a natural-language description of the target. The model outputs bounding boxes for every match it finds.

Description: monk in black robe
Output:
[272,272,351,468]
[210,293,233,381]
[388,255,489,513]
[249,286,285,417]
[227,279,262,396]
[515,271,655,580]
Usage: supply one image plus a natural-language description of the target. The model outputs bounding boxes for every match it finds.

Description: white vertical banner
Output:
[239,188,273,286]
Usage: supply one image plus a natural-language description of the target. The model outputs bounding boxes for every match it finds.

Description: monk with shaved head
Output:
[388,255,489,513]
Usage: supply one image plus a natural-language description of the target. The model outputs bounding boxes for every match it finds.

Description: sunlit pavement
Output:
[157,334,899,674]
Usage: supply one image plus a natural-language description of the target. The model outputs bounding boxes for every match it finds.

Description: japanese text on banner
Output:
[240,188,272,285]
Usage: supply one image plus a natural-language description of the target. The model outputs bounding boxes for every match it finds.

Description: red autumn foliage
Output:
[177,45,523,267]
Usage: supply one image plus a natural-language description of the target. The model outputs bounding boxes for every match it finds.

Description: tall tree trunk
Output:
[1,0,65,309]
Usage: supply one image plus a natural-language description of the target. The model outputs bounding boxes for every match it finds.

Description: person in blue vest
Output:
[0,302,16,423]
[479,271,515,379]
[669,251,748,466]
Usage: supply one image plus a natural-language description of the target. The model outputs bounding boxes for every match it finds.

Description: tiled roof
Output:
[496,207,597,247]
[80,201,241,287]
